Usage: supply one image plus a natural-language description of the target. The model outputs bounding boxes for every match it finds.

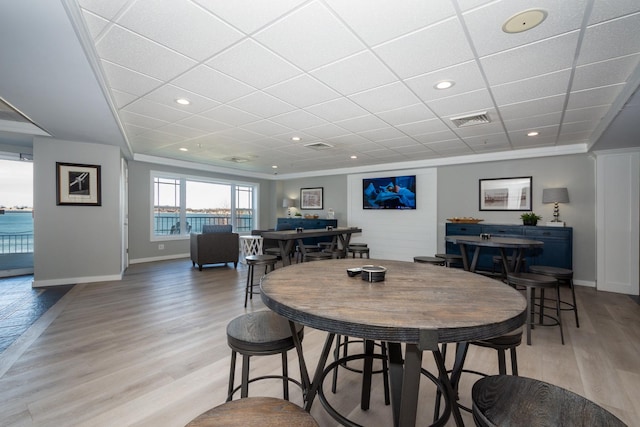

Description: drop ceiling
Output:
[1,0,639,178]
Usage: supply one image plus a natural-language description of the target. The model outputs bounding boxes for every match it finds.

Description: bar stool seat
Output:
[528,265,579,327]
[349,247,370,258]
[434,253,463,268]
[244,255,278,307]
[413,256,445,265]
[472,375,626,427]
[186,397,319,426]
[226,311,304,401]
[507,273,563,345]
[304,251,333,262]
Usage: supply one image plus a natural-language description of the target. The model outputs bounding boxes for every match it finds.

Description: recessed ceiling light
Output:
[350,155,358,159]
[527,131,539,137]
[175,98,190,105]
[291,136,301,141]
[502,9,548,34]
[272,165,278,169]
[179,147,188,151]
[434,80,455,90]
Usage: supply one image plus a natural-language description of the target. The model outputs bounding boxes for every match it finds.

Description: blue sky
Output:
[0,159,33,208]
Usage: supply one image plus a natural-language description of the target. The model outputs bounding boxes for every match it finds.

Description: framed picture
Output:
[479,176,531,211]
[300,187,323,210]
[56,162,102,206]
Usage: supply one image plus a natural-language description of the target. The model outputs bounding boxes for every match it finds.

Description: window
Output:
[152,173,257,238]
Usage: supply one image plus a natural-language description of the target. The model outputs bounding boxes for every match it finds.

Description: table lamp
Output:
[283,198,295,217]
[542,187,569,226]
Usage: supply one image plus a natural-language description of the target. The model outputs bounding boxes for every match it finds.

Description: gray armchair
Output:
[190,225,239,270]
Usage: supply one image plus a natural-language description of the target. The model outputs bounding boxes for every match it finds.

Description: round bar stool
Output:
[413,256,445,266]
[434,253,464,268]
[528,265,579,327]
[492,255,526,279]
[349,246,370,258]
[507,272,563,345]
[304,251,333,262]
[349,242,368,247]
[244,255,278,308]
[264,247,290,267]
[226,311,304,401]
[472,375,627,427]
[186,397,319,426]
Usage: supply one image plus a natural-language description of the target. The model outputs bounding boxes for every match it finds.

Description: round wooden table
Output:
[260,258,527,427]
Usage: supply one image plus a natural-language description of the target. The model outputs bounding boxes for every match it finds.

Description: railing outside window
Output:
[0,233,34,254]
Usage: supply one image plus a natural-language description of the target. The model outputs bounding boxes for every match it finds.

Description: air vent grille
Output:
[304,142,334,150]
[224,156,251,163]
[450,112,491,128]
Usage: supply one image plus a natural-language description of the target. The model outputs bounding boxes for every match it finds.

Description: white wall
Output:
[347,168,438,261]
[33,138,123,286]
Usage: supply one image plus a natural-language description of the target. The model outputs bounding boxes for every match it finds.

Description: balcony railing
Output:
[0,233,34,254]
[155,214,253,235]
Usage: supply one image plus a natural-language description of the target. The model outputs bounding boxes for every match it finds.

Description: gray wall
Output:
[127,160,275,262]
[280,175,348,223]
[33,138,123,286]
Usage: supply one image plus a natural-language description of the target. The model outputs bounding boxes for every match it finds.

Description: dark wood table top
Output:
[260,258,526,345]
[445,235,544,248]
[261,227,362,240]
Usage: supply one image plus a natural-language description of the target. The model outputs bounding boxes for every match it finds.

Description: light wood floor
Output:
[0,259,637,426]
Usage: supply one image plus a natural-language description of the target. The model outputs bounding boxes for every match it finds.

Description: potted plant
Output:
[520,212,542,226]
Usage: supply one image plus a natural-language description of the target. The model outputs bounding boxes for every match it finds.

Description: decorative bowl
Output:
[447,217,484,224]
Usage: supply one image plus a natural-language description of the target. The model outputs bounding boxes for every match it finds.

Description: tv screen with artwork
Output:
[363,175,417,209]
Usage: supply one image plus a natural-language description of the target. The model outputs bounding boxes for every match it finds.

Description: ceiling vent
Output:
[450,112,491,128]
[224,156,251,163]
[304,142,334,150]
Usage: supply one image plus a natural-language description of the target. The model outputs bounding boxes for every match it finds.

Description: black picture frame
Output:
[300,187,323,210]
[479,176,532,211]
[56,162,102,206]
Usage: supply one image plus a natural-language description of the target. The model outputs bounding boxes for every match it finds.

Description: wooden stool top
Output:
[413,256,445,265]
[186,397,319,427]
[472,375,626,427]
[227,311,303,354]
[245,254,278,265]
[507,272,557,288]
[528,265,573,279]
[434,253,463,260]
[473,327,523,348]
[304,252,332,261]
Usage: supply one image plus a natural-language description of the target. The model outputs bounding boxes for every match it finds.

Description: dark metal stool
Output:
[413,256,445,265]
[304,251,333,262]
[472,375,626,427]
[528,265,579,327]
[507,273,563,345]
[492,255,526,278]
[244,254,277,307]
[186,396,319,426]
[226,311,304,401]
[349,246,370,258]
[434,253,464,268]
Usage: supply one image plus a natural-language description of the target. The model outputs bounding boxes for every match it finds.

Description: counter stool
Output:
[528,265,579,328]
[492,255,526,279]
[244,255,278,308]
[434,253,464,268]
[264,247,290,267]
[507,273,563,345]
[226,311,305,401]
[295,245,320,263]
[349,246,370,258]
[304,251,333,262]
[186,396,319,426]
[349,243,368,247]
[414,256,445,266]
[472,375,627,427]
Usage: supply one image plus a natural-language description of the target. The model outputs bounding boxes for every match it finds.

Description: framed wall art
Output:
[479,176,531,211]
[300,187,323,210]
[56,162,102,206]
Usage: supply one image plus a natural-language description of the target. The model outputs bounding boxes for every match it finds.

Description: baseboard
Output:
[32,273,123,288]
[574,279,595,288]
[129,253,189,264]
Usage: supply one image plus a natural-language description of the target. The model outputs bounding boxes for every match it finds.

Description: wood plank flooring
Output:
[0,259,637,426]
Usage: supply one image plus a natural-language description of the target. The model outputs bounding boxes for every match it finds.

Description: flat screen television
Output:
[363,175,416,209]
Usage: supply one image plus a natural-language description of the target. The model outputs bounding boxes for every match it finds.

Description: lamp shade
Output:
[542,187,569,204]
[282,198,294,208]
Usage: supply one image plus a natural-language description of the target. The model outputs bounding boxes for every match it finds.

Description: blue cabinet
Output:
[446,223,573,271]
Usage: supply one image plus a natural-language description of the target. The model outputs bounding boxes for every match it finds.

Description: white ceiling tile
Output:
[504,112,563,132]
[358,126,405,142]
[374,17,475,79]
[392,144,437,156]
[242,120,293,137]
[572,54,640,91]
[491,69,571,106]
[304,98,369,122]
[301,123,351,139]
[334,115,388,133]
[119,110,169,129]
[193,0,306,34]
[405,61,487,102]
[375,104,435,126]
[157,123,206,139]
[177,115,231,133]
[199,105,260,126]
[269,110,327,129]
[412,130,460,144]
[111,89,138,109]
[560,120,597,134]
[80,10,110,39]
[480,32,580,85]
[117,0,244,61]
[173,65,255,103]
[213,127,264,142]
[427,89,494,118]
[144,84,220,114]
[498,95,565,120]
[567,84,625,110]
[101,61,163,97]
[589,0,640,25]
[206,39,301,89]
[78,0,130,20]
[96,25,197,81]
[579,13,640,65]
[425,139,472,153]
[265,75,341,108]
[311,51,398,95]
[349,82,421,113]
[122,98,191,122]
[228,91,296,118]
[463,132,509,147]
[254,2,365,71]
[563,105,610,123]
[397,118,451,136]
[325,0,456,47]
[463,0,586,57]
[377,136,418,148]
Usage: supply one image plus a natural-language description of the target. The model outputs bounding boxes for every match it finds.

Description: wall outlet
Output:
[158,244,165,250]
